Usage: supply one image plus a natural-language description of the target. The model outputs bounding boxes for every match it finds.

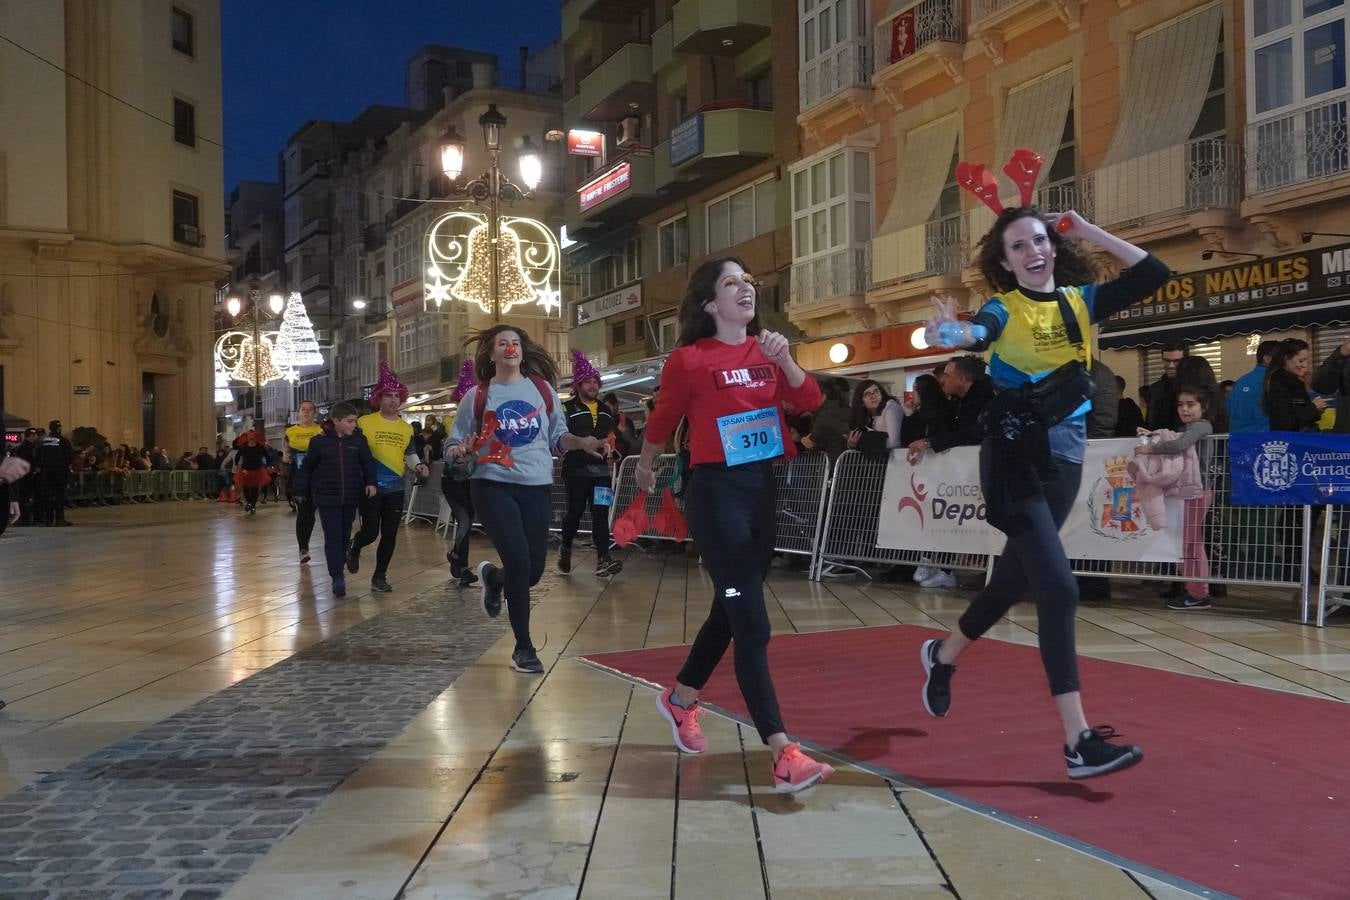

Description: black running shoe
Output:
[1065,726,1143,780]
[558,545,572,574]
[332,578,346,598]
[478,561,502,618]
[510,647,544,674]
[345,543,360,574]
[458,568,479,588]
[1166,595,1210,611]
[299,549,311,565]
[371,575,393,593]
[447,552,463,579]
[920,639,955,718]
[596,557,623,577]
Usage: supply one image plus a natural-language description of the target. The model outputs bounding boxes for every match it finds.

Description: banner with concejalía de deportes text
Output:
[1229,432,1350,505]
[877,438,1182,563]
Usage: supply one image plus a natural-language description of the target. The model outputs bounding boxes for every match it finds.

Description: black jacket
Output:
[1146,375,1181,431]
[808,399,852,460]
[928,377,996,453]
[561,395,616,477]
[1087,358,1120,439]
[301,432,377,507]
[38,434,73,474]
[1312,347,1349,434]
[1265,369,1322,433]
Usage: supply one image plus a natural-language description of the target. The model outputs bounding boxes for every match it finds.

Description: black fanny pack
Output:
[978,292,1095,442]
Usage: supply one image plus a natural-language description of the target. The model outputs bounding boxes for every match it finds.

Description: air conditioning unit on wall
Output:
[617,116,641,148]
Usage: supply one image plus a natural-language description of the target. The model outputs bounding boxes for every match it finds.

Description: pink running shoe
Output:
[656,688,707,754]
[773,743,834,794]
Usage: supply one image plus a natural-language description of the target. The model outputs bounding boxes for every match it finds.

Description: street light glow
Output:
[226,296,241,317]
[267,293,285,315]
[352,298,367,310]
[518,135,542,192]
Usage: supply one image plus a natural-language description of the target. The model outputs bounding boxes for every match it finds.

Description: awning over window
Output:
[1098,298,1350,350]
[996,68,1074,191]
[1101,3,1222,167]
[876,114,961,236]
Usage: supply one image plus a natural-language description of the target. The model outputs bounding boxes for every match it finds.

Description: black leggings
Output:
[243,486,259,507]
[959,445,1083,696]
[351,491,404,577]
[292,466,315,551]
[676,461,784,743]
[560,473,612,556]
[440,477,475,571]
[470,479,551,653]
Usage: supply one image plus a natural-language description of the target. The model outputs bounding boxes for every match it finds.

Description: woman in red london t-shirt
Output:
[636,256,834,794]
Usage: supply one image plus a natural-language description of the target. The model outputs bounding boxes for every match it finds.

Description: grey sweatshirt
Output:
[447,379,569,486]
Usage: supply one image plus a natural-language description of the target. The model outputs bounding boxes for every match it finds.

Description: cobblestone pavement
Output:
[0,586,506,899]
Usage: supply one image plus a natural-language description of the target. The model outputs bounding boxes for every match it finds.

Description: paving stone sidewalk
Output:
[0,585,508,899]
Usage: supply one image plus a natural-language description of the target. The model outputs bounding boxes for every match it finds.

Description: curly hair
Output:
[464,324,558,385]
[975,206,1099,294]
[676,256,761,346]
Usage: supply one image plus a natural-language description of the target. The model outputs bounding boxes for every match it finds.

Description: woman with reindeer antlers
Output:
[917,149,1170,780]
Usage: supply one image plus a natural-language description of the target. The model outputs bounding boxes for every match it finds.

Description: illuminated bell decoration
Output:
[424,210,561,316]
[451,223,535,314]
[232,336,286,387]
[273,292,324,367]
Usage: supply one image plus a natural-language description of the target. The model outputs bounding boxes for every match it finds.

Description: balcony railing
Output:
[972,0,1024,19]
[1248,96,1349,195]
[1083,138,1242,228]
[790,245,871,308]
[873,0,962,74]
[872,214,967,286]
[800,39,871,113]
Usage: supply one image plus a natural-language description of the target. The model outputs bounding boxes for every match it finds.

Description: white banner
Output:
[878,438,1182,563]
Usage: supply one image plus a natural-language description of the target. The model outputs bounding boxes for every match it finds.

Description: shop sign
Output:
[577,283,642,325]
[888,9,916,65]
[578,163,631,211]
[1100,242,1350,333]
[73,385,91,395]
[567,129,604,158]
[669,114,705,167]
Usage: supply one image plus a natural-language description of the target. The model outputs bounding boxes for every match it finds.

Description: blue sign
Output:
[1229,432,1350,505]
[717,406,784,466]
[669,114,705,167]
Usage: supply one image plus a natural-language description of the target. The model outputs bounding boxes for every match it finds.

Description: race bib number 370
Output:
[717,407,783,466]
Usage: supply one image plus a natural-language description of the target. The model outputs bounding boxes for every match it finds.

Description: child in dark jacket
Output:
[302,403,377,597]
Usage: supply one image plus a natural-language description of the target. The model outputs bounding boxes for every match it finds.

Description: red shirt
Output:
[645,337,823,466]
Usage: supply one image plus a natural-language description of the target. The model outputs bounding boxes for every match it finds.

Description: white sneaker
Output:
[921,571,957,589]
[913,565,934,583]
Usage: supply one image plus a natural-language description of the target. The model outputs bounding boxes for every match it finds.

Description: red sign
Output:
[889,10,916,64]
[578,162,631,211]
[567,129,604,158]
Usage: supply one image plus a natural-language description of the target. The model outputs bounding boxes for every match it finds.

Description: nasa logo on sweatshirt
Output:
[493,401,543,447]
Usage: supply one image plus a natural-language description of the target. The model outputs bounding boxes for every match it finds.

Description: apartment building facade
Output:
[786,0,1350,397]
[561,0,802,379]
[0,1,225,451]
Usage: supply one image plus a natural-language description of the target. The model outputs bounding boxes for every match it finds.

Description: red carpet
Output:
[582,625,1350,899]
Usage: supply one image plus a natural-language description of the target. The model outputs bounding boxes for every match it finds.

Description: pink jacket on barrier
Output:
[1127,429,1204,530]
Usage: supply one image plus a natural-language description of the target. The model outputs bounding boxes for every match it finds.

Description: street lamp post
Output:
[225,282,285,429]
[440,104,543,323]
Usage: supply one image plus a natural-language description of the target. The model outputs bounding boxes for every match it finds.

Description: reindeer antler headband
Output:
[956,148,1073,233]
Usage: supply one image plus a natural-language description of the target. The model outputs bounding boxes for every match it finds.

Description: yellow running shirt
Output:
[358,412,415,492]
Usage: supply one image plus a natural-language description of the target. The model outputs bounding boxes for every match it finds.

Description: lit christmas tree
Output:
[273,292,323,367]
[214,359,233,403]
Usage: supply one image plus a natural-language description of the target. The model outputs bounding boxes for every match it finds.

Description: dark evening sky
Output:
[221,0,561,191]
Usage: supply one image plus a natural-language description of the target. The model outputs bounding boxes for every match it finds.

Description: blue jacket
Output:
[301,431,377,507]
[1227,365,1268,433]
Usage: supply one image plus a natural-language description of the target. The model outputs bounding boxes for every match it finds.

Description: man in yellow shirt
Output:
[346,362,429,592]
[283,400,324,565]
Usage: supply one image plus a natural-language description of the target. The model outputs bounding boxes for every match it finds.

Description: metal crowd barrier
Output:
[402,461,447,526]
[608,452,833,557]
[1317,504,1348,626]
[66,469,220,506]
[814,450,992,580]
[1067,435,1313,613]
